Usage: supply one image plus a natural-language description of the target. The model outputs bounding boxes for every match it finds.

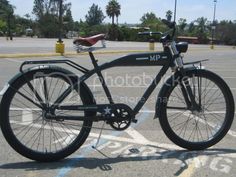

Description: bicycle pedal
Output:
[132,119,138,123]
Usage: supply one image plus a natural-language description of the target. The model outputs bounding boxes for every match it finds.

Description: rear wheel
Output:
[0,68,95,161]
[158,69,234,150]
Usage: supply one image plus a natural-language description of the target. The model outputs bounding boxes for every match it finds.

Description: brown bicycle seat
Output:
[73,34,106,47]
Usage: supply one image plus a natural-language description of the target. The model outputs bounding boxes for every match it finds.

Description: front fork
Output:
[179,70,200,111]
[176,57,200,111]
[170,41,200,111]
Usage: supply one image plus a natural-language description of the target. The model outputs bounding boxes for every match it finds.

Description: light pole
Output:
[174,0,177,22]
[58,0,63,43]
[211,0,217,49]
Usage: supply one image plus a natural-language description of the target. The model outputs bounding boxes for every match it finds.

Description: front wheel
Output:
[0,67,96,161]
[158,69,235,150]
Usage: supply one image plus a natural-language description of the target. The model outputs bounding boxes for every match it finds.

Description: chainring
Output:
[109,107,132,131]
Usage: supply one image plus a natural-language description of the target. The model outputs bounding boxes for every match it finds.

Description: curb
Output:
[0,48,234,58]
[0,50,148,58]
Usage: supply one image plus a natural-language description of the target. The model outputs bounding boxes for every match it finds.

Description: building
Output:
[177,36,199,44]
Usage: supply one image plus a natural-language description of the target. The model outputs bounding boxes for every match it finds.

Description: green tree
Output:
[178,18,187,35]
[140,12,159,26]
[178,18,187,30]
[73,20,80,32]
[32,0,72,38]
[13,15,35,36]
[24,13,30,19]
[38,13,59,38]
[0,0,12,15]
[24,13,34,34]
[32,0,45,18]
[166,10,173,22]
[76,20,89,36]
[195,17,209,43]
[140,12,163,31]
[195,17,208,33]
[33,0,71,17]
[188,22,196,35]
[0,0,15,39]
[0,19,7,35]
[216,20,236,45]
[85,4,105,26]
[63,8,74,32]
[0,0,9,28]
[106,0,121,25]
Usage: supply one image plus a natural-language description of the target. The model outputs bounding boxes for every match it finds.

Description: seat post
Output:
[88,51,97,66]
[88,52,114,104]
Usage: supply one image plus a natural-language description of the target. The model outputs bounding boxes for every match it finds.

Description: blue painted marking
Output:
[56,108,150,177]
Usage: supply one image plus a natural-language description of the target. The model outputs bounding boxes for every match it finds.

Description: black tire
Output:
[0,67,96,162]
[158,69,235,150]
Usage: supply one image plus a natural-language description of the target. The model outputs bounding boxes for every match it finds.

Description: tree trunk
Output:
[112,16,114,25]
[116,16,118,25]
[7,14,13,40]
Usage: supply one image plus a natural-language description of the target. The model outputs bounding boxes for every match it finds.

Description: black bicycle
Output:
[0,19,234,162]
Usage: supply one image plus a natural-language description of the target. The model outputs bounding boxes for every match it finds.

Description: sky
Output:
[9,0,236,24]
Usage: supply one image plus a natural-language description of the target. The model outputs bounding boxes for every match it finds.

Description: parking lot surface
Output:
[0,44,236,177]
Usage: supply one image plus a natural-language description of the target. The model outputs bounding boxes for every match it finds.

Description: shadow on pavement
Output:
[1,148,236,176]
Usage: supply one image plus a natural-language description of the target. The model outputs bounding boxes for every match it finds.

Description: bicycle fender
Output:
[154,66,197,119]
[0,65,96,105]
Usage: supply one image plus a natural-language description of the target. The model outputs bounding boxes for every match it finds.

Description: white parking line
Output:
[125,126,150,144]
[13,108,236,140]
[10,120,180,150]
[10,117,236,162]
[21,110,33,125]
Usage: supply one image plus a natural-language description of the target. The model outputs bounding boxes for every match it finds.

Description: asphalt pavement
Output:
[0,42,236,177]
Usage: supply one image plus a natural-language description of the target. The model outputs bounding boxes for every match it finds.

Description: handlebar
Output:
[138,31,163,36]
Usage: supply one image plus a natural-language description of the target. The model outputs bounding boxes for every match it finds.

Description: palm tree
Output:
[115,6,120,25]
[178,18,187,35]
[195,17,208,33]
[195,17,209,43]
[106,0,121,25]
[166,10,173,22]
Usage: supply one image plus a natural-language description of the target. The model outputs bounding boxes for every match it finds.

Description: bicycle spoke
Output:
[5,73,93,156]
[10,86,42,109]
[26,79,45,106]
[49,78,60,102]
[198,75,202,107]
[43,77,49,105]
[166,72,228,143]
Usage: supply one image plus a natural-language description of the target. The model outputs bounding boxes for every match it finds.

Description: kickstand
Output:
[92,121,105,149]
[92,121,110,158]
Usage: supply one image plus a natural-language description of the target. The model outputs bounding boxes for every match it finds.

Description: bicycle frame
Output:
[20,45,177,119]
[82,48,174,115]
